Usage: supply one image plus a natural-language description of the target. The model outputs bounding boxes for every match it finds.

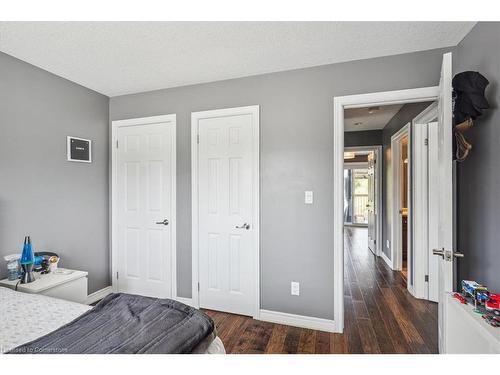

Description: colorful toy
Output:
[482,314,500,328]
[461,280,490,311]
[453,292,467,304]
[485,293,500,316]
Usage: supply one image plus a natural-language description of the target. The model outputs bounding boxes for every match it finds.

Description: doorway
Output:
[334,53,457,354]
[344,146,382,257]
[111,114,177,299]
[191,105,260,318]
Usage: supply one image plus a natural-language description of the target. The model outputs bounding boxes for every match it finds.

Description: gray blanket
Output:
[9,293,215,354]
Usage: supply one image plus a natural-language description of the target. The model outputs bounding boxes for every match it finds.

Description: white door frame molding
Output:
[191,105,260,319]
[344,145,383,257]
[110,114,177,298]
[333,87,439,333]
[390,123,411,294]
[412,102,439,301]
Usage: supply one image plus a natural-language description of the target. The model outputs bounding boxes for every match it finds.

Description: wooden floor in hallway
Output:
[204,227,438,354]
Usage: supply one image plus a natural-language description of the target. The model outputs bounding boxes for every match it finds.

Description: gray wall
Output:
[344,130,382,147]
[455,22,500,291]
[110,47,452,319]
[381,102,433,259]
[0,52,110,294]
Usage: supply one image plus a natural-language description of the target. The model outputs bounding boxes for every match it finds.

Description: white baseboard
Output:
[259,309,339,333]
[86,286,113,305]
[174,296,196,308]
[380,251,394,270]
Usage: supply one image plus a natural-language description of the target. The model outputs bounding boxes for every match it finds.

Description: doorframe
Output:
[333,87,439,333]
[344,145,383,256]
[390,124,411,293]
[191,105,260,319]
[412,102,439,301]
[110,114,177,298]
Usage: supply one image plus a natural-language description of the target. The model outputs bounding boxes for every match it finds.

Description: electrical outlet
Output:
[304,191,313,204]
[291,281,300,296]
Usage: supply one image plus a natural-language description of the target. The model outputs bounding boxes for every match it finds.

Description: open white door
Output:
[433,52,463,353]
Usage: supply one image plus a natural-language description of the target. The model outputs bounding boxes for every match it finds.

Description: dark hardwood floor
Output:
[204,227,438,354]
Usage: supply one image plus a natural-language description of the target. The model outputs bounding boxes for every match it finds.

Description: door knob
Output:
[235,223,250,230]
[433,248,464,261]
[155,219,169,226]
[432,248,445,259]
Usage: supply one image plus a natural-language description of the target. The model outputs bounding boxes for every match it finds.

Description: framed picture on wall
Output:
[67,136,92,163]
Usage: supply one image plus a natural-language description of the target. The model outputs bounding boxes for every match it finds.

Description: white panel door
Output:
[195,106,258,316]
[434,52,459,353]
[116,120,175,298]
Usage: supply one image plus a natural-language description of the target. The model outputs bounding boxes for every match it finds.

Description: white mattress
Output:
[0,287,225,354]
[0,286,91,353]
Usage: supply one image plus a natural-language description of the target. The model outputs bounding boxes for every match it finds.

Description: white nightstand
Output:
[0,268,88,304]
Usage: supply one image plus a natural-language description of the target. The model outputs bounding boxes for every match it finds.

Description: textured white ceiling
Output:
[345,104,404,132]
[0,22,475,96]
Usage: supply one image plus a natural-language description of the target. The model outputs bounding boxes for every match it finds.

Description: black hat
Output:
[452,71,489,124]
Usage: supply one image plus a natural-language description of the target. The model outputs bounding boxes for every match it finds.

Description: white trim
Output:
[413,101,438,125]
[344,145,383,257]
[333,86,439,334]
[380,250,394,269]
[411,103,439,300]
[173,296,196,308]
[191,105,260,318]
[67,136,92,163]
[412,122,428,299]
[110,114,177,299]
[259,310,338,333]
[390,123,409,274]
[86,286,113,305]
[412,103,439,301]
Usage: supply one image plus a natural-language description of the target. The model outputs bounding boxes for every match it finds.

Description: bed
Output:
[0,286,225,354]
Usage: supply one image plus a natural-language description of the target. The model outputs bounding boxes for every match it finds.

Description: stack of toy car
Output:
[460,280,500,327]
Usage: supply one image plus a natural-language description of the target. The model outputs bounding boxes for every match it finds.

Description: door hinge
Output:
[374,239,377,245]
[197,282,200,291]
[424,138,428,146]
[116,271,119,279]
[196,134,200,144]
[425,275,429,282]
[116,140,119,148]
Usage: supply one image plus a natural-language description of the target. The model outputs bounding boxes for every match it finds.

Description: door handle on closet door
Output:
[235,223,250,230]
[155,219,169,226]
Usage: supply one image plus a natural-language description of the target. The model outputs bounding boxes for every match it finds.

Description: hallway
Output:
[344,226,438,353]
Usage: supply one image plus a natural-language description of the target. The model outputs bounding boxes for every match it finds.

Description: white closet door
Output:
[116,120,175,298]
[195,107,258,316]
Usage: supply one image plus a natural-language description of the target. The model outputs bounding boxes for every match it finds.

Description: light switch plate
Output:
[291,281,300,296]
[304,191,313,204]
[387,240,391,249]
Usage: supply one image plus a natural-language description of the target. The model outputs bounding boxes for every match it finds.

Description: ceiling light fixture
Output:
[354,122,363,126]
[368,106,380,114]
[344,152,356,160]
